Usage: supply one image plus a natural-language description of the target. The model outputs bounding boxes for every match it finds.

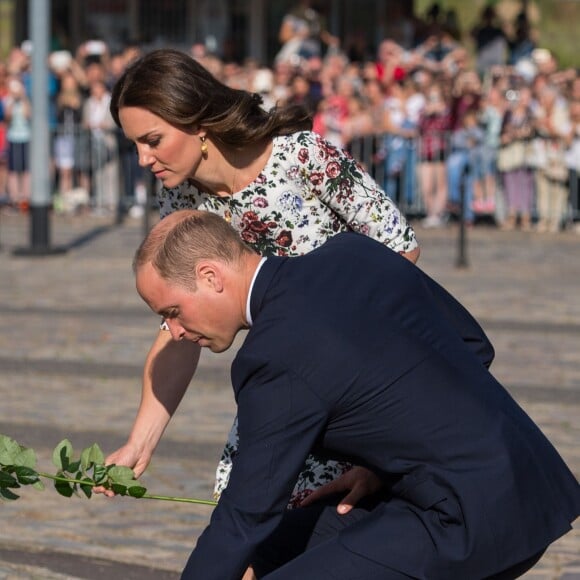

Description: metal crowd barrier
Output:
[48,124,150,220]
[14,125,574,227]
[347,131,580,226]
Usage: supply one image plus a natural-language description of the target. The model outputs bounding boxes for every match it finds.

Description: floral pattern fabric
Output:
[159,131,418,506]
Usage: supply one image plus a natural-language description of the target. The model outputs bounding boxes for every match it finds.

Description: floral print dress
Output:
[159,130,418,507]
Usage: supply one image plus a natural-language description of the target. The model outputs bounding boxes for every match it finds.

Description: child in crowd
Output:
[418,80,452,228]
[447,109,485,225]
[3,76,31,213]
[474,85,505,215]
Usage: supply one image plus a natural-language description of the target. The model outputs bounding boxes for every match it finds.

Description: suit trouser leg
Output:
[263,537,411,579]
[252,494,547,580]
[252,494,410,579]
[252,493,385,578]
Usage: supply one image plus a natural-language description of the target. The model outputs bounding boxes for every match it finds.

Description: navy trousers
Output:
[252,495,544,579]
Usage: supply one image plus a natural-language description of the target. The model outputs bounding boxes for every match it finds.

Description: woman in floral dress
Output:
[108,49,420,514]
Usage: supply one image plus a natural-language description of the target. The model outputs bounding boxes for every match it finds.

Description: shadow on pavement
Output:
[0,546,179,579]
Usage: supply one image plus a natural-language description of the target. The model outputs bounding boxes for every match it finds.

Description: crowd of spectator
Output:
[0,2,578,233]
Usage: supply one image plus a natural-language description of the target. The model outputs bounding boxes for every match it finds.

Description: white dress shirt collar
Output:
[246,257,267,326]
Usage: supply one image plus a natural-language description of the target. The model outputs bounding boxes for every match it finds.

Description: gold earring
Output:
[200,136,208,158]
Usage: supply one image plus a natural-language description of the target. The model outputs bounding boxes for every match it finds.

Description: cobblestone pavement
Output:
[0,211,578,579]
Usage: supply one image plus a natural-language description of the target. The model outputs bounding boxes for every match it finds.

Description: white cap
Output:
[514,59,537,83]
[21,40,33,55]
[49,50,72,72]
[253,69,274,94]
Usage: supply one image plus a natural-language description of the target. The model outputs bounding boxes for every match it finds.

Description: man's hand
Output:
[241,566,257,580]
[299,466,383,514]
[93,441,152,497]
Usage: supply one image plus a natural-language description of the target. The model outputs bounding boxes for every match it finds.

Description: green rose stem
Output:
[0,434,218,506]
[34,471,218,506]
[138,494,217,506]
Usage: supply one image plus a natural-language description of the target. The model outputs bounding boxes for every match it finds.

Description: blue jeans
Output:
[382,134,415,206]
[447,149,474,222]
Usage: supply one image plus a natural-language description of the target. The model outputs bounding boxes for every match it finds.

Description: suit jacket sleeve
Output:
[181,357,328,580]
[427,276,495,368]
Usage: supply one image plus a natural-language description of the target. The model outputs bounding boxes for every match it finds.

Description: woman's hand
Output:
[299,466,383,514]
[92,441,152,497]
[401,246,420,264]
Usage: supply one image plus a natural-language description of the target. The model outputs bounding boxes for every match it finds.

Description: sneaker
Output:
[484,199,496,213]
[128,205,145,218]
[421,215,444,229]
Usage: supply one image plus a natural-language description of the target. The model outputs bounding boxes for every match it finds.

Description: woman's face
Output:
[119,106,202,189]
[61,72,78,92]
[427,85,442,103]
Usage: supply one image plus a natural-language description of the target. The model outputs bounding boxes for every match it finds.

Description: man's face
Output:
[136,261,239,353]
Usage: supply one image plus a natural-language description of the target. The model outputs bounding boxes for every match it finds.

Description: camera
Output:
[505,89,520,102]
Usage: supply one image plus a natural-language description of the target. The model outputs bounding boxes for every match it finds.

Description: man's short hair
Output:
[133,210,252,289]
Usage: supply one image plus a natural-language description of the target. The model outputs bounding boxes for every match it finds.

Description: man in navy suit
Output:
[135,210,579,579]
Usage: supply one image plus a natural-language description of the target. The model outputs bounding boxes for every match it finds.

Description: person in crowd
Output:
[570,74,580,103]
[312,75,352,148]
[446,71,483,224]
[107,48,147,219]
[401,75,426,207]
[473,85,505,215]
[497,86,536,231]
[275,0,339,67]
[134,209,580,580]
[564,98,580,224]
[250,67,277,112]
[266,60,292,105]
[81,78,117,213]
[374,39,410,90]
[3,75,31,213]
[341,93,374,148]
[450,70,483,127]
[470,5,508,80]
[53,70,83,200]
[285,71,320,116]
[414,30,461,78]
[0,61,8,205]
[380,74,420,206]
[417,79,452,228]
[354,77,388,178]
[222,61,251,91]
[446,109,484,226]
[361,77,387,130]
[508,10,535,66]
[533,85,571,232]
[103,48,420,522]
[67,42,108,99]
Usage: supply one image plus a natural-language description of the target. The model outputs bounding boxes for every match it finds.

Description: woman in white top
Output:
[106,47,420,526]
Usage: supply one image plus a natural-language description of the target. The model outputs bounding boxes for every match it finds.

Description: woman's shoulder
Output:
[279,130,348,153]
[272,130,328,160]
[274,130,319,149]
[271,130,348,171]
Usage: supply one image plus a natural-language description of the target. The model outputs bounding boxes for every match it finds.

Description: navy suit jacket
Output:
[183,232,579,579]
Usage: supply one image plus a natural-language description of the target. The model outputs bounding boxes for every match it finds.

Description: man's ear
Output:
[196,261,224,292]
